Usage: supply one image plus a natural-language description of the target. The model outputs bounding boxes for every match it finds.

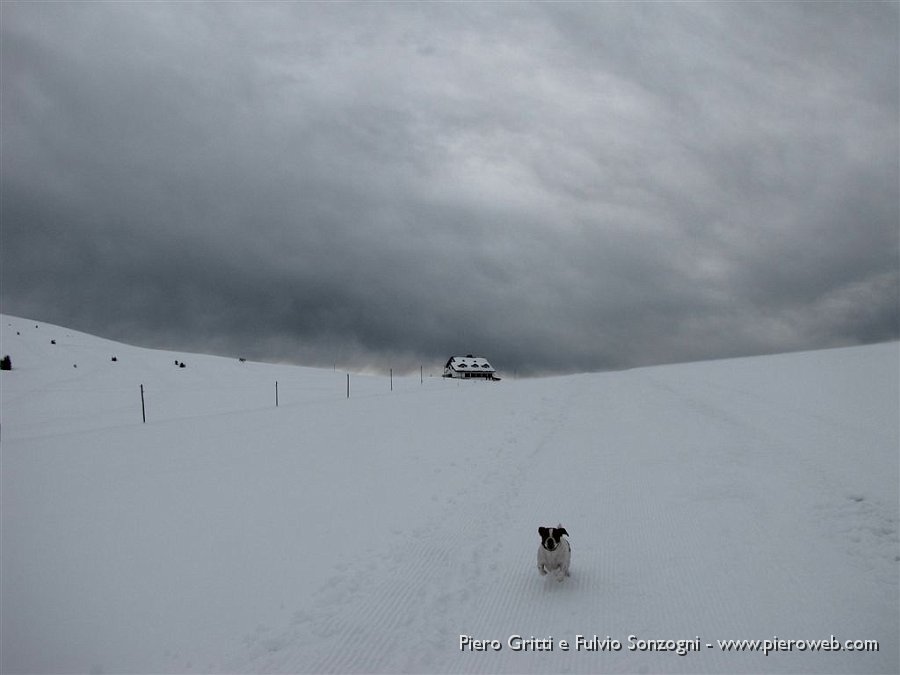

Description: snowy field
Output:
[1,314,897,674]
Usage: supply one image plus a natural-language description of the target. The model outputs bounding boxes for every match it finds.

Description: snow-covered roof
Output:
[446,356,495,372]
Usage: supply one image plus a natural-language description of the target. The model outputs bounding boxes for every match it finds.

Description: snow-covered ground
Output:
[1,314,897,674]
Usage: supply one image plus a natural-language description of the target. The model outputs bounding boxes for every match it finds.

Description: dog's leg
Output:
[538,563,547,575]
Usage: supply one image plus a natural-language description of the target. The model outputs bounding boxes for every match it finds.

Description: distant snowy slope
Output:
[1,315,897,674]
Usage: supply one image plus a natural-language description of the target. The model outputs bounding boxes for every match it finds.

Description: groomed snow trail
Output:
[227,382,583,674]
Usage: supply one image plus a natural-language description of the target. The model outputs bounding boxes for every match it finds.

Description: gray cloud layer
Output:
[2,2,897,374]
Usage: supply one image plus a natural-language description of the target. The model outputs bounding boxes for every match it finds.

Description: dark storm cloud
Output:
[2,2,897,374]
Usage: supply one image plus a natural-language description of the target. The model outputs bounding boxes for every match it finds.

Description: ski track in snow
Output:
[232,385,583,674]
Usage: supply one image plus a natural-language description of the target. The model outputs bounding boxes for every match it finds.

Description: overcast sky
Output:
[2,2,897,375]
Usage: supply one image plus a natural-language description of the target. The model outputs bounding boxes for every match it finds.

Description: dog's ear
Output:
[538,526,549,538]
[558,527,569,537]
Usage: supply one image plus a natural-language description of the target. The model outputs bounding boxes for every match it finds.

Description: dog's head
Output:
[538,525,569,552]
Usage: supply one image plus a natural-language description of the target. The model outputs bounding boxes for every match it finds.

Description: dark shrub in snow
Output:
[0,355,11,370]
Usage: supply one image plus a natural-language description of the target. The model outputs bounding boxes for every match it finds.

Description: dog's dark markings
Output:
[537,524,571,581]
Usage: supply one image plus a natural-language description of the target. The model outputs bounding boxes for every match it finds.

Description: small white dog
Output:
[537,525,571,581]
